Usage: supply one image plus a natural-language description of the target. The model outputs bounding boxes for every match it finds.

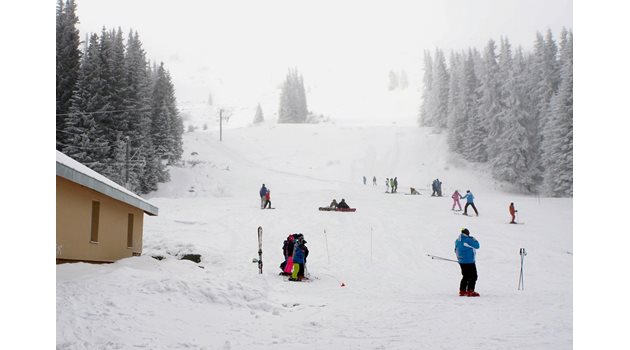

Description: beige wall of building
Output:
[56,176,145,263]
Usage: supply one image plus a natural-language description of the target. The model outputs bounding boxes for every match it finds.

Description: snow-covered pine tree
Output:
[296,74,308,122]
[104,28,128,135]
[530,31,560,179]
[123,31,147,181]
[164,69,184,164]
[56,0,82,149]
[544,29,561,101]
[278,82,292,123]
[514,47,542,192]
[458,50,481,157]
[430,49,450,130]
[121,30,154,192]
[278,68,308,123]
[253,103,264,124]
[139,136,164,194]
[419,50,433,126]
[65,33,112,171]
[490,39,535,190]
[64,112,111,173]
[107,133,128,186]
[446,52,465,153]
[541,29,573,197]
[478,39,502,162]
[150,63,174,160]
[461,50,486,162]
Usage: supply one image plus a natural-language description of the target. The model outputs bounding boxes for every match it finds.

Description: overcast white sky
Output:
[75,0,572,116]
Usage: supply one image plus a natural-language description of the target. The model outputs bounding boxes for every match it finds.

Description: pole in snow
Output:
[324,229,330,264]
[370,227,373,263]
[518,248,527,290]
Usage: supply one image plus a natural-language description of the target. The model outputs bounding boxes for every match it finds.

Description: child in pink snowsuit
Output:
[452,190,462,211]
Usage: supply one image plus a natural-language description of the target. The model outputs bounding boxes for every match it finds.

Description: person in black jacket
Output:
[337,198,350,209]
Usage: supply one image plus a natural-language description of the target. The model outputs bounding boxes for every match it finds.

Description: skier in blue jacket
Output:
[454,228,480,296]
[290,234,307,281]
[461,190,479,216]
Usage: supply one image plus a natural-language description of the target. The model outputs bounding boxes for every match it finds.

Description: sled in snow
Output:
[318,207,356,212]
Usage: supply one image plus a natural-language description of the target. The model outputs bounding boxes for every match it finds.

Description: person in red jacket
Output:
[509,202,517,224]
[264,190,271,209]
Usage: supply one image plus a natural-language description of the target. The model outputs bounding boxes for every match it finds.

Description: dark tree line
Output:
[419,29,573,197]
[56,0,183,194]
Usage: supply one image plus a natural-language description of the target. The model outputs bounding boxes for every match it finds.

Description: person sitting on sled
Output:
[337,198,350,209]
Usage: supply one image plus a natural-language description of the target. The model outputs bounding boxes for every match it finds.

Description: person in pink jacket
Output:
[451,190,462,211]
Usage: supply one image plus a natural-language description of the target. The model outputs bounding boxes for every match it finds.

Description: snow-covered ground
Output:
[56,121,572,349]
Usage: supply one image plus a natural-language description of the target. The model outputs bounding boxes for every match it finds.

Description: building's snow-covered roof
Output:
[56,151,158,216]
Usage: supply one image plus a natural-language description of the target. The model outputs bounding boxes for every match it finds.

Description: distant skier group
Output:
[280,233,309,281]
[385,177,398,193]
[431,178,443,196]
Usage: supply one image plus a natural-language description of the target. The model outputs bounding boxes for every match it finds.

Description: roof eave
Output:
[56,162,159,216]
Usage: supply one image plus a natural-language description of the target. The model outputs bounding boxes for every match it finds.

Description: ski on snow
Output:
[257,226,263,274]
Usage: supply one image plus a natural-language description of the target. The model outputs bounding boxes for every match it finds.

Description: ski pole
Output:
[518,248,527,290]
[427,254,458,263]
[370,227,373,264]
[324,229,330,264]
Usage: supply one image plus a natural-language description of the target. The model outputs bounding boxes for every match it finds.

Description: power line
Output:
[55,106,166,117]
[56,141,112,150]
[55,102,216,117]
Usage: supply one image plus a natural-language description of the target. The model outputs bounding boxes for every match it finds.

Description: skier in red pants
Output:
[509,202,517,224]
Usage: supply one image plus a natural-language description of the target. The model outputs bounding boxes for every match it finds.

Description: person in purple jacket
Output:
[451,189,462,211]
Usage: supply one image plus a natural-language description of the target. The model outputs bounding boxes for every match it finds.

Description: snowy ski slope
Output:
[57,123,572,350]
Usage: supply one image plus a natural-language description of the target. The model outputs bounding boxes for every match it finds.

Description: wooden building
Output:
[56,151,158,263]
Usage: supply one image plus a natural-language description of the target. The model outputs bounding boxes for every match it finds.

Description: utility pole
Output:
[125,136,130,187]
